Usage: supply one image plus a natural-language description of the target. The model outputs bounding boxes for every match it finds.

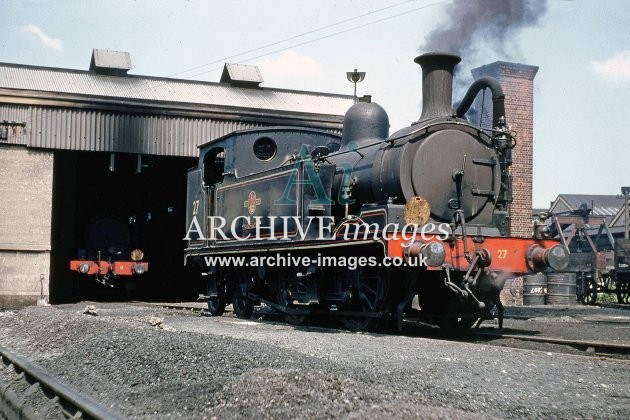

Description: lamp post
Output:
[346,69,365,103]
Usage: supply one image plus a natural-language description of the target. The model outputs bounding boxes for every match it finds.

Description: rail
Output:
[466,330,630,357]
[0,344,123,419]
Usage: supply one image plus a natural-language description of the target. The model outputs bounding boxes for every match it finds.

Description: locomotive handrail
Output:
[385,120,498,145]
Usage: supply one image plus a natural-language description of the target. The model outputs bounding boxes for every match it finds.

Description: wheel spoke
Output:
[359,293,376,312]
[275,270,306,326]
[232,269,254,319]
[361,283,377,300]
[206,274,226,316]
[341,268,388,332]
[616,276,630,304]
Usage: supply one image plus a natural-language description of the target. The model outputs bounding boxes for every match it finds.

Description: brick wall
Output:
[0,144,54,306]
[472,62,538,238]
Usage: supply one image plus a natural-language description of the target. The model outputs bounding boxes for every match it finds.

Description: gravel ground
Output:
[0,303,629,419]
[501,305,630,346]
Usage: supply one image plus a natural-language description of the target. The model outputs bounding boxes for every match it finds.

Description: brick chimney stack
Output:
[471,61,539,238]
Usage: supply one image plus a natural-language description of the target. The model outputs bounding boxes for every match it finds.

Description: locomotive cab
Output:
[185,128,343,247]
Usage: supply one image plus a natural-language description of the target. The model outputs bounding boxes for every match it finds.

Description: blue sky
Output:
[1,0,629,208]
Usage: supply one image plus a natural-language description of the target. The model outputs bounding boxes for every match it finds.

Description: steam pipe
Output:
[455,76,505,128]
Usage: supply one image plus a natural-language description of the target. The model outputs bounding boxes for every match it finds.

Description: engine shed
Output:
[0,49,353,306]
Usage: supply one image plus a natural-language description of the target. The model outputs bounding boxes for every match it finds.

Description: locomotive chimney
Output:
[415,52,461,122]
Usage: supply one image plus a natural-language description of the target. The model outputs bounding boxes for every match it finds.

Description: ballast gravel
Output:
[0,303,628,419]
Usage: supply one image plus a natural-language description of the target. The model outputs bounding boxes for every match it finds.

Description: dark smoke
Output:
[420,0,548,98]
[422,0,547,59]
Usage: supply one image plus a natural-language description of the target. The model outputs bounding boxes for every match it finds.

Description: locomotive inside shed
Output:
[50,151,198,302]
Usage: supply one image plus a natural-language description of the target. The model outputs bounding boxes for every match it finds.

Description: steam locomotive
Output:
[183,52,568,330]
[70,215,149,287]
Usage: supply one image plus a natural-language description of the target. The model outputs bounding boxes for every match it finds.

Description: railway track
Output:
[0,345,122,419]
[462,330,630,358]
[144,301,630,359]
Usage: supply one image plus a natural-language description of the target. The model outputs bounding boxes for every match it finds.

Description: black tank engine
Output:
[184,53,568,330]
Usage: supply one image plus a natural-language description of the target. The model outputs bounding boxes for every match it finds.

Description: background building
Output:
[0,49,353,306]
[546,194,628,246]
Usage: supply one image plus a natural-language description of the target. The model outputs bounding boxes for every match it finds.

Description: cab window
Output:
[203,148,225,186]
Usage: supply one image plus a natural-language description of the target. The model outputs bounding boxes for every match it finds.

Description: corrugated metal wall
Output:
[0,104,268,157]
[0,104,29,146]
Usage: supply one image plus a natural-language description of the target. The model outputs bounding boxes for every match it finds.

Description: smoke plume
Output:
[420,0,548,96]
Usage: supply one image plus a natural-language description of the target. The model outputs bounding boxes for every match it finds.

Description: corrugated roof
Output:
[552,194,622,218]
[0,62,353,115]
[547,193,627,231]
